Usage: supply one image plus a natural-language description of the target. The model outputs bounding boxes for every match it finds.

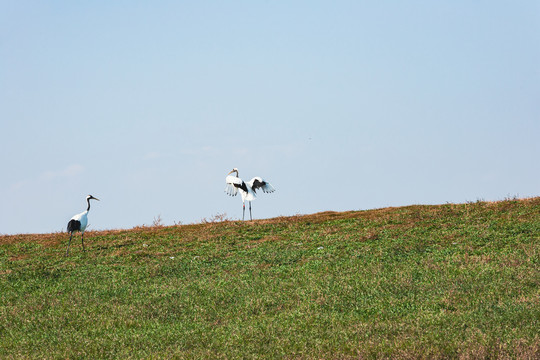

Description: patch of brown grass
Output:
[8,254,29,261]
[0,232,66,246]
[458,336,540,360]
[1,197,537,250]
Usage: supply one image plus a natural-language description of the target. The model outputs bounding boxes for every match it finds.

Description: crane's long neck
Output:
[87,198,91,212]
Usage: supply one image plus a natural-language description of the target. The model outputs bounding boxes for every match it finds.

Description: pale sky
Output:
[1,1,539,234]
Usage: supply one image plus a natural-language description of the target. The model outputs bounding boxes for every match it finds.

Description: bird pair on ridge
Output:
[65,168,275,255]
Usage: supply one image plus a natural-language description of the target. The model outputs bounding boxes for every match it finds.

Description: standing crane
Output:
[225,168,275,220]
[66,195,99,256]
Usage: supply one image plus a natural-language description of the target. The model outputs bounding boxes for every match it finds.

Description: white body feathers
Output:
[70,211,89,233]
[65,195,99,256]
[225,168,275,221]
[225,175,275,202]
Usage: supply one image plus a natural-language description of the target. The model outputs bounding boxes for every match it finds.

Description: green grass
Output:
[1,198,539,359]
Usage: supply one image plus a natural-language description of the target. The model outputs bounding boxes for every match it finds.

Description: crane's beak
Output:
[92,196,100,201]
[227,169,235,175]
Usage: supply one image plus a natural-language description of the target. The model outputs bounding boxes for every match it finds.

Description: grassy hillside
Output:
[1,198,539,359]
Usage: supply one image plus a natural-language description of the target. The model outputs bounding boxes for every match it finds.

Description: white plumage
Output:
[66,195,99,255]
[225,168,275,220]
[69,211,89,232]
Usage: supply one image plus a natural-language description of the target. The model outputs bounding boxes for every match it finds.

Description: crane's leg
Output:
[66,233,73,256]
[249,202,252,221]
[242,203,245,221]
[81,232,86,252]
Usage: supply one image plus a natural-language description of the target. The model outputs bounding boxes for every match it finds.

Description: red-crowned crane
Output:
[225,168,275,221]
[66,195,99,256]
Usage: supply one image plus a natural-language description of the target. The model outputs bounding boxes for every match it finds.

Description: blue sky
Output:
[1,1,539,234]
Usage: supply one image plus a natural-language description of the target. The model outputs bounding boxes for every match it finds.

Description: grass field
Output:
[1,198,539,359]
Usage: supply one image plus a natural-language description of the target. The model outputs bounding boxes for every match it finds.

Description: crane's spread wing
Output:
[225,175,248,196]
[250,177,275,194]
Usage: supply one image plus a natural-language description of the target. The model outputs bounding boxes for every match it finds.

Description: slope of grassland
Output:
[1,198,539,359]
